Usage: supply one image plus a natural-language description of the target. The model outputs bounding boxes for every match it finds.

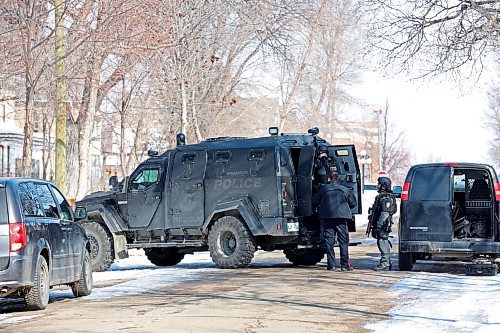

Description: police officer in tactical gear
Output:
[314,144,337,185]
[370,176,397,271]
[312,171,357,271]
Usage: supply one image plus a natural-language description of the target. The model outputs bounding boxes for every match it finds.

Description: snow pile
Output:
[366,272,500,333]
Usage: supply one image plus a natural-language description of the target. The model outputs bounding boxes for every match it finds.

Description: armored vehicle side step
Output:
[127,241,205,249]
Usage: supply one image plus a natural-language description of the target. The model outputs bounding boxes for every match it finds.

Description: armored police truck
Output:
[78,127,361,270]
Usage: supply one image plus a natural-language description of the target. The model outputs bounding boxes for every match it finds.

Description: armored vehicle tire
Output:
[25,255,50,311]
[144,248,185,266]
[283,246,325,266]
[82,221,114,272]
[71,250,93,297]
[208,216,256,268]
[399,251,414,271]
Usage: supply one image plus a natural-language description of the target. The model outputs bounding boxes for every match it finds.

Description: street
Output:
[0,236,402,333]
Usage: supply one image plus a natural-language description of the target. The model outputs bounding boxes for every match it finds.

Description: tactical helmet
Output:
[377,176,392,192]
[318,144,329,154]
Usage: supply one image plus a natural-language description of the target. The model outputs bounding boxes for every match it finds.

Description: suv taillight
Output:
[401,182,410,201]
[495,183,500,201]
[9,222,27,252]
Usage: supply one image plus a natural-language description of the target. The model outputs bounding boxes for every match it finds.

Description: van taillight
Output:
[495,183,500,201]
[9,222,27,252]
[402,182,410,201]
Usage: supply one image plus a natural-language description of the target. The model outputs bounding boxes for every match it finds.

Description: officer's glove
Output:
[371,228,380,240]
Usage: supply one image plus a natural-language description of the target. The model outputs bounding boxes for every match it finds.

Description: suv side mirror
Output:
[74,207,87,220]
[393,185,402,199]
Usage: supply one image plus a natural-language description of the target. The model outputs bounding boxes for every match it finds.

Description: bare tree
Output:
[0,1,55,177]
[364,0,500,77]
[485,77,500,168]
[379,100,412,185]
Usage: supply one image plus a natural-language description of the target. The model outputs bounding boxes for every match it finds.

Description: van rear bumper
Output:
[400,240,500,255]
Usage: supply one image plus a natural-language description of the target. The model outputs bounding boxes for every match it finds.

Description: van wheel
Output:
[144,248,185,266]
[71,250,93,297]
[208,216,256,268]
[25,255,50,310]
[399,251,414,271]
[83,222,114,272]
[283,246,325,265]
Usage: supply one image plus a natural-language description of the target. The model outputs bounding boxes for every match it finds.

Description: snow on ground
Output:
[50,250,219,301]
[366,272,500,333]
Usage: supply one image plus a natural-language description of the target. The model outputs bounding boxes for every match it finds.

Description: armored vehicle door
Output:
[402,166,453,242]
[294,146,315,217]
[167,150,207,228]
[126,163,164,228]
[330,145,362,214]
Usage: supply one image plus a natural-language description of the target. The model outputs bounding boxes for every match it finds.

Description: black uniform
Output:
[313,145,337,185]
[370,177,397,271]
[312,179,357,271]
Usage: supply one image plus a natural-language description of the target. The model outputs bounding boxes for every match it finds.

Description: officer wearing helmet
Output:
[369,176,397,271]
[314,144,337,185]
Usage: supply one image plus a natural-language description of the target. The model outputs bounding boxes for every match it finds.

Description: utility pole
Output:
[55,0,67,194]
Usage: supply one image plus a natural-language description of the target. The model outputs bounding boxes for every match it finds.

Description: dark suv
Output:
[399,163,500,271]
[0,178,93,310]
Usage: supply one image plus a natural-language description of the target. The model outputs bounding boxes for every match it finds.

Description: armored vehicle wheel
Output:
[283,246,325,265]
[82,222,114,272]
[398,251,414,271]
[71,250,93,297]
[144,248,185,266]
[208,216,256,268]
[25,255,50,310]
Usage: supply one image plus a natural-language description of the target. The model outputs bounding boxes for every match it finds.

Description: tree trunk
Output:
[75,67,99,200]
[55,0,67,193]
[181,81,188,138]
[21,81,35,177]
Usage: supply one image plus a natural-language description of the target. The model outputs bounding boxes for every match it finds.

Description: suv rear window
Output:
[411,167,450,201]
[0,187,7,225]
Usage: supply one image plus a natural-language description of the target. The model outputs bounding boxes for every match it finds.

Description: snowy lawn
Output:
[366,271,500,333]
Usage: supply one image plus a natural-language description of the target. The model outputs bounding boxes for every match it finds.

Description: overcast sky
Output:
[353,71,495,166]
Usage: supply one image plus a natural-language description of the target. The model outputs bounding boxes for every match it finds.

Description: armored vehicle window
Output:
[249,149,265,161]
[34,183,59,218]
[215,151,231,163]
[335,149,349,156]
[131,168,160,190]
[50,185,73,220]
[411,167,450,201]
[18,182,44,217]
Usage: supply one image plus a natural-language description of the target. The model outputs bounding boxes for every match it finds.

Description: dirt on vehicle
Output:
[0,236,408,333]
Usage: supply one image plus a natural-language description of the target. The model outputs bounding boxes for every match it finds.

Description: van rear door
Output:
[0,184,8,270]
[403,166,453,242]
[330,145,362,215]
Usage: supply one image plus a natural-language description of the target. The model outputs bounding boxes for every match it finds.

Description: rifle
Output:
[366,207,375,236]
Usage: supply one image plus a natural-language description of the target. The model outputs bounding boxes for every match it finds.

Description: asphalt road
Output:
[0,235,469,333]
